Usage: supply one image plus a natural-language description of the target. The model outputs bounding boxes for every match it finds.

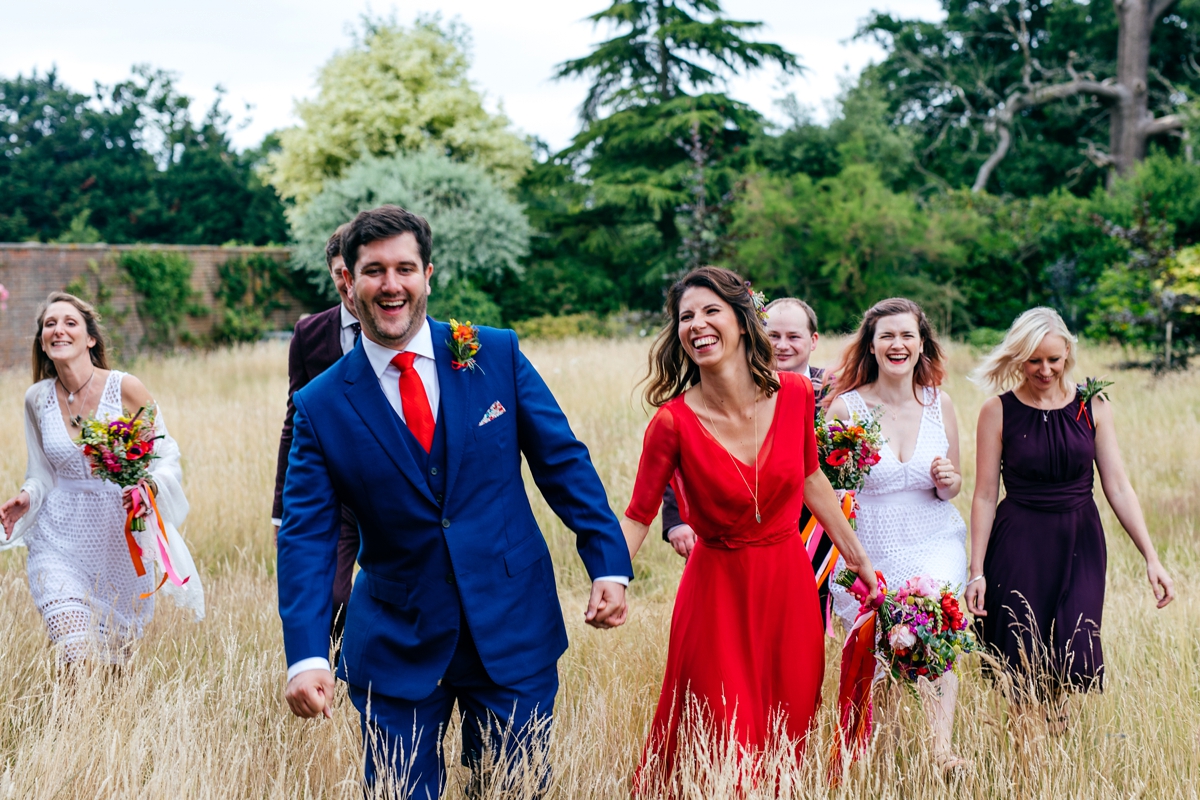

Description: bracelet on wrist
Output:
[966,574,985,587]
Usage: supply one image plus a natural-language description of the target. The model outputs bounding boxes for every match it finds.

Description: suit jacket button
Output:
[430,466,438,475]
[445,573,455,585]
[435,493,444,504]
[441,518,450,528]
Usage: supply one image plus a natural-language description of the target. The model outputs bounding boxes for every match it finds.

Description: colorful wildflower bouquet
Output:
[828,569,979,780]
[80,406,186,595]
[815,408,885,492]
[834,569,979,683]
[79,405,160,522]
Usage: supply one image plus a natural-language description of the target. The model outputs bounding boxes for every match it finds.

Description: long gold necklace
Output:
[700,387,761,524]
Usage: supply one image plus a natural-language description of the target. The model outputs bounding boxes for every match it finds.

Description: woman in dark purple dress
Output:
[967,308,1174,732]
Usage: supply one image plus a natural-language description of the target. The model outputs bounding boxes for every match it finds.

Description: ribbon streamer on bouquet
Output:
[829,570,886,785]
[800,491,854,637]
[123,479,190,599]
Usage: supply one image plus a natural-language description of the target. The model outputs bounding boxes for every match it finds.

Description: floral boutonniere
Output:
[1076,377,1113,429]
[447,319,483,372]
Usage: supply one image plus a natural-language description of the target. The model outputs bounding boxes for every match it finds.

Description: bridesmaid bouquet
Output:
[815,408,885,492]
[834,569,979,683]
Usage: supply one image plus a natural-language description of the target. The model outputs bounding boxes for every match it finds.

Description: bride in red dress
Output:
[622,267,878,790]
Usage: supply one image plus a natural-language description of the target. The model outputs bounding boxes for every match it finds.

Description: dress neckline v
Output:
[848,386,931,466]
[49,370,121,446]
[677,380,785,469]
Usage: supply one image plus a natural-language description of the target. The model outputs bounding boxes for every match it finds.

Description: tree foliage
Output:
[0,67,287,244]
[860,0,1200,195]
[288,150,529,326]
[264,16,532,205]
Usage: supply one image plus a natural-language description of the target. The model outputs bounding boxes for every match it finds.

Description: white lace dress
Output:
[4,372,204,662]
[830,386,968,629]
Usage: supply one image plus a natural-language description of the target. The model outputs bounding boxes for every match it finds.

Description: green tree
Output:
[861,0,1200,195]
[0,67,288,245]
[728,165,971,331]
[527,0,800,312]
[265,16,532,205]
[288,150,530,327]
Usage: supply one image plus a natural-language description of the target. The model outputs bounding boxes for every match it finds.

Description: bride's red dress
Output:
[626,372,825,786]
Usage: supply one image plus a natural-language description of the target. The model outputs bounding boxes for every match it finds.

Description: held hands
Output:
[0,491,30,540]
[667,524,697,559]
[285,668,335,719]
[585,580,628,629]
[1147,559,1176,609]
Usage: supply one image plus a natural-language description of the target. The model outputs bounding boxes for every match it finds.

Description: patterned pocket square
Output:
[478,401,506,426]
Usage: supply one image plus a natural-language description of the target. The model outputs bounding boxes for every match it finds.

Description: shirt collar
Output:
[804,365,812,380]
[361,317,436,378]
[339,303,357,329]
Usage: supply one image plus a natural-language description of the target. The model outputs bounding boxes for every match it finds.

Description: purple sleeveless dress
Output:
[979,389,1106,693]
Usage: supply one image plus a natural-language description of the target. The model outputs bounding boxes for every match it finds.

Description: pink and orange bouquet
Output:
[834,569,978,683]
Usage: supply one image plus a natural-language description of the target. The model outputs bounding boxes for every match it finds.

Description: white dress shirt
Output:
[286,318,626,682]
[338,303,359,356]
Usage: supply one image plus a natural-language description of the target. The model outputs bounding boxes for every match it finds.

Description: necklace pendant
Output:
[68,392,76,404]
[755,511,761,524]
[71,415,82,428]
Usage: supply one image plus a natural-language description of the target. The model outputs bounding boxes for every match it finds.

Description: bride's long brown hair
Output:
[826,297,946,406]
[643,266,779,407]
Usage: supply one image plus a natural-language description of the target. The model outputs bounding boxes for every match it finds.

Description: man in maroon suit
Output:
[273,224,360,644]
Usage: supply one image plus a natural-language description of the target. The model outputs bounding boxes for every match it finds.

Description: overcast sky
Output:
[3,0,944,153]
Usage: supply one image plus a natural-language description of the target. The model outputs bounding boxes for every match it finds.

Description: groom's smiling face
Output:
[346,233,434,350]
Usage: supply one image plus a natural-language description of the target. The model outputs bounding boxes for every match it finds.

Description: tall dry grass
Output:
[0,338,1197,798]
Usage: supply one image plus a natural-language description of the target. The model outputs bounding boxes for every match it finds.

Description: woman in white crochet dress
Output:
[1,292,203,665]
[825,297,968,772]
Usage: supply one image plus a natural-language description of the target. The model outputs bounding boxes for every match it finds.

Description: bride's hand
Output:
[930,457,957,489]
[121,486,149,518]
[0,491,31,540]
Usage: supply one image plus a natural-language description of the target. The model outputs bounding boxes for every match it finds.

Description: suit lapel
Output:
[430,319,471,503]
[342,344,437,506]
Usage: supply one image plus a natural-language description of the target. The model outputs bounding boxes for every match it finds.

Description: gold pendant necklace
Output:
[700,387,761,523]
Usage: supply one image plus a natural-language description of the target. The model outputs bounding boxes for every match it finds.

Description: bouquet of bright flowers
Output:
[79,406,187,595]
[828,569,979,780]
[834,569,979,683]
[815,408,885,493]
[79,406,160,518]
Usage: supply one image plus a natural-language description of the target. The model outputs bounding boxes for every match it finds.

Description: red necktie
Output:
[391,352,435,452]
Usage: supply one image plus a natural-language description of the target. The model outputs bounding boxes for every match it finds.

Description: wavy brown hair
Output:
[644,266,779,407]
[31,292,109,382]
[827,297,946,406]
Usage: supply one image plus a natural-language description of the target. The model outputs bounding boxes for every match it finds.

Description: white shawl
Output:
[3,379,205,621]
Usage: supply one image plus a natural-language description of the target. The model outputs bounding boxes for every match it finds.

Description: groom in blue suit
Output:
[277,205,634,797]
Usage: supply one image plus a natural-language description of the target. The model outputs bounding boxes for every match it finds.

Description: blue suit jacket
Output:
[277,318,633,700]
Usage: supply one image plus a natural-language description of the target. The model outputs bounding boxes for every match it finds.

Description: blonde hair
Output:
[971,307,1077,395]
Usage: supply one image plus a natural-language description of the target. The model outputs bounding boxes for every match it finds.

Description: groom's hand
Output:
[585,580,627,629]
[286,669,335,719]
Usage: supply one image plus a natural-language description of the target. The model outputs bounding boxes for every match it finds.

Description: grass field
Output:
[0,337,1197,798]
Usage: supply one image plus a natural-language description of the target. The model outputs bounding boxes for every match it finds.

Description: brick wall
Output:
[0,243,306,372]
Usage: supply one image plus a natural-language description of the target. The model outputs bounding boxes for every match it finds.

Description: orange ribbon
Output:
[123,483,182,599]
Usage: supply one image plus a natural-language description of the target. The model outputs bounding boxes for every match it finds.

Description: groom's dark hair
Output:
[342,205,433,273]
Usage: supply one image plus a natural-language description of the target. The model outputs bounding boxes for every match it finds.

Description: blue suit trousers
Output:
[349,617,558,799]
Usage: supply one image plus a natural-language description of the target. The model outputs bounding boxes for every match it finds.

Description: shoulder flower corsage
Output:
[447,319,483,372]
[1076,377,1113,429]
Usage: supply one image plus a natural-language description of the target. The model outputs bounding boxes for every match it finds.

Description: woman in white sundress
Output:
[825,297,968,773]
[0,292,204,665]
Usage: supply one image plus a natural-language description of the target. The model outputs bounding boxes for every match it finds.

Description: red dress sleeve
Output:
[802,374,819,477]
[625,404,683,525]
